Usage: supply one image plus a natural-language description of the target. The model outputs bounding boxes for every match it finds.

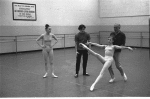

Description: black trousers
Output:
[75,50,88,74]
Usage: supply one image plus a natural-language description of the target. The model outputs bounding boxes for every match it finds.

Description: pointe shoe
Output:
[52,73,58,78]
[79,43,87,49]
[109,78,115,83]
[90,84,95,91]
[79,43,84,46]
[123,73,127,82]
[43,72,48,78]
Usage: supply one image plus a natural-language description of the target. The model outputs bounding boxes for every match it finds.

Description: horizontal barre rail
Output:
[0,40,15,43]
[99,31,149,33]
[0,31,148,37]
[0,31,149,54]
[0,37,148,43]
[0,32,149,42]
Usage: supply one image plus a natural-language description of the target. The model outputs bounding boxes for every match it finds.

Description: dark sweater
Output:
[110,31,126,52]
[75,32,90,50]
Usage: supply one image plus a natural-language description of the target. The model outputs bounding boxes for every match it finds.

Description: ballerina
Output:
[80,36,133,91]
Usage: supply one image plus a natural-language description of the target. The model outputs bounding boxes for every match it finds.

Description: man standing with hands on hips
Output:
[74,24,91,78]
[108,23,127,82]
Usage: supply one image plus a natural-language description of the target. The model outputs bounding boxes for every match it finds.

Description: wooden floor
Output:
[0,47,150,97]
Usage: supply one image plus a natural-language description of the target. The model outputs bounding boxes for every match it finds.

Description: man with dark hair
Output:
[108,23,127,82]
[74,24,91,78]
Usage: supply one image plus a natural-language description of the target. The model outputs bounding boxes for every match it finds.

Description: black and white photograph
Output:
[0,0,150,97]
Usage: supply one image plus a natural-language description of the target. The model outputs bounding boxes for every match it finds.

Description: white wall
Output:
[99,17,149,26]
[0,0,100,36]
[98,0,149,47]
[0,0,100,53]
[0,0,99,27]
[0,0,149,53]
[98,0,149,26]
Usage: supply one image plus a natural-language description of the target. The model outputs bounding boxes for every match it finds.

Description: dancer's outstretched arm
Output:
[114,45,133,51]
[88,42,106,49]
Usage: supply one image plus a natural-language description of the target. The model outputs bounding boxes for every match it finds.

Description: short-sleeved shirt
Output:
[75,32,91,50]
[110,31,126,52]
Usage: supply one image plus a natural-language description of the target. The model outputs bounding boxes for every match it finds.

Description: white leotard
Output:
[43,34,53,47]
[104,45,114,61]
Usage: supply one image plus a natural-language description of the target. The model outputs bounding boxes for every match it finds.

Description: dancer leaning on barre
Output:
[79,36,133,91]
[36,24,58,78]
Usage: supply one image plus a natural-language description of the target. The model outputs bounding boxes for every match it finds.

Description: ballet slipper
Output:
[79,43,88,49]
[43,72,48,78]
[109,78,115,83]
[52,73,58,78]
[123,73,127,82]
[90,84,95,91]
